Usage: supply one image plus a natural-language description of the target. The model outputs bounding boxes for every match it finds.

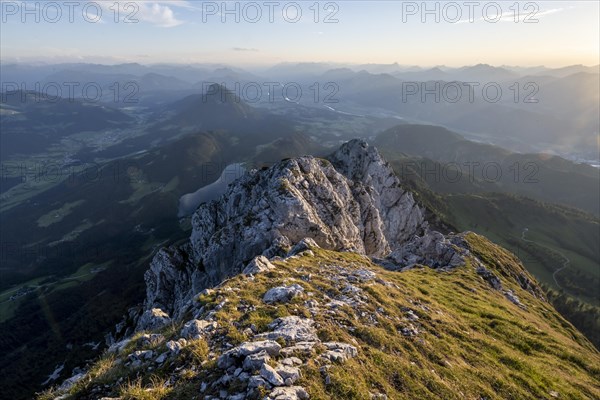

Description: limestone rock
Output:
[248,375,271,390]
[267,386,310,400]
[322,342,358,362]
[128,350,153,362]
[139,333,165,347]
[275,364,301,385]
[136,308,171,332]
[243,255,276,275]
[287,238,320,257]
[243,350,271,372]
[260,363,285,386]
[218,340,282,369]
[476,264,503,291]
[328,139,427,250]
[142,244,211,319]
[180,319,217,340]
[234,340,282,357]
[256,317,318,344]
[142,140,427,316]
[388,231,467,270]
[57,373,86,392]
[280,342,318,357]
[165,339,187,355]
[107,338,132,355]
[263,284,304,304]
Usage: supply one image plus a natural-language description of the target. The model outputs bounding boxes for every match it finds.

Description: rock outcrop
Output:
[387,231,469,270]
[142,140,428,319]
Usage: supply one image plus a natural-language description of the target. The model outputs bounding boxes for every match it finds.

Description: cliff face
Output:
[144,140,428,318]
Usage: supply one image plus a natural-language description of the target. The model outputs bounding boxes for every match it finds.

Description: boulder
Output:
[287,238,319,257]
[166,339,187,355]
[107,338,132,355]
[280,342,319,357]
[322,342,358,362]
[180,319,217,339]
[248,375,271,390]
[260,363,285,386]
[388,231,467,270]
[243,255,276,275]
[136,308,171,332]
[155,352,168,364]
[476,264,503,290]
[243,350,271,372]
[256,317,318,344]
[218,340,282,369]
[139,333,165,347]
[263,285,304,304]
[128,350,153,362]
[268,386,310,400]
[57,373,86,392]
[275,365,301,385]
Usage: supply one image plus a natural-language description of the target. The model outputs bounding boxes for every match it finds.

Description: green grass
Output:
[47,236,600,400]
[36,200,86,228]
[446,193,600,303]
[119,376,172,400]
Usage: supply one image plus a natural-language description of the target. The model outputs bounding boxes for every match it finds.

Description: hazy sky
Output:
[1,1,598,67]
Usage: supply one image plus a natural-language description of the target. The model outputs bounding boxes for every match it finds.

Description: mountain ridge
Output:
[38,140,600,400]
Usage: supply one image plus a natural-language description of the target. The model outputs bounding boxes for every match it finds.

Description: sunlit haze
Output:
[1,0,598,67]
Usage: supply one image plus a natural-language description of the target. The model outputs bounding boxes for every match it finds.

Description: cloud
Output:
[232,47,259,52]
[137,3,184,27]
[152,1,201,11]
[98,1,187,27]
[455,7,565,24]
[534,8,565,18]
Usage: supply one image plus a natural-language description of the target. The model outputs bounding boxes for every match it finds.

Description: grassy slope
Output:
[387,158,600,305]
[387,157,600,348]
[445,194,599,300]
[40,235,600,400]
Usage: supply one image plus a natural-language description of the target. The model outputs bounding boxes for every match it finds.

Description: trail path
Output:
[521,228,570,289]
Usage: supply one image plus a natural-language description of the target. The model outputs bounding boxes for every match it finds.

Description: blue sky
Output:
[1,1,598,67]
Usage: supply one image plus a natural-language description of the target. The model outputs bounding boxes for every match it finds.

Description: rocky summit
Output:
[143,140,427,319]
[40,141,600,400]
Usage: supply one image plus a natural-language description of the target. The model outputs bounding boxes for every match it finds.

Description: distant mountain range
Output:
[3,62,598,161]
